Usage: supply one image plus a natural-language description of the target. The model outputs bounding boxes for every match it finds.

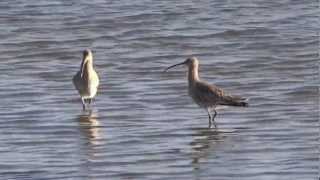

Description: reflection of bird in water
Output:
[190,128,225,168]
[78,110,101,145]
[77,111,102,175]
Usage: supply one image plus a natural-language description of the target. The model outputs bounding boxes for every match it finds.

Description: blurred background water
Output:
[0,0,318,179]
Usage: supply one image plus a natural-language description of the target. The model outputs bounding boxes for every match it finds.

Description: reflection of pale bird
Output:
[78,112,100,141]
[165,57,248,128]
[73,49,99,110]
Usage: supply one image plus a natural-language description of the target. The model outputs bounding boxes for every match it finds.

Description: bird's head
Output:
[80,49,93,78]
[164,56,199,72]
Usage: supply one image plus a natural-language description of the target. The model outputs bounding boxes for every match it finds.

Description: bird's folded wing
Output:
[195,82,225,100]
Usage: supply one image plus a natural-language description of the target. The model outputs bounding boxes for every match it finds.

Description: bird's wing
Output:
[91,70,100,88]
[227,94,246,101]
[194,81,225,100]
[72,72,80,88]
[72,71,85,93]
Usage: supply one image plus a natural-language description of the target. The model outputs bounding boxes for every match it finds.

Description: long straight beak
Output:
[80,57,88,78]
[164,62,186,72]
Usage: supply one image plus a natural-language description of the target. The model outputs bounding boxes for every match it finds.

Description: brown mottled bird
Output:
[73,49,99,110]
[165,57,248,128]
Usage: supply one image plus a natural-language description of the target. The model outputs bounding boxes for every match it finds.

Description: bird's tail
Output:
[221,95,249,107]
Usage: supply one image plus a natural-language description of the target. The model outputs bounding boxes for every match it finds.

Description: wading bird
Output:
[73,49,99,110]
[165,57,248,128]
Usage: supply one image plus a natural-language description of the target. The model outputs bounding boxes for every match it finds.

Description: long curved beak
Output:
[164,62,186,72]
[80,57,88,78]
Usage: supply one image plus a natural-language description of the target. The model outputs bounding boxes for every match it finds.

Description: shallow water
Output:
[0,0,318,179]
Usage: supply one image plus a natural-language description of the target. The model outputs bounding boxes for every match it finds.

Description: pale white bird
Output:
[73,49,99,110]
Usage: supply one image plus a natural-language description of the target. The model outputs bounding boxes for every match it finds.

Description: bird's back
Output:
[189,81,224,108]
[190,80,248,108]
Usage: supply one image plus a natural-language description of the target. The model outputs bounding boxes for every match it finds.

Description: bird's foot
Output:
[209,119,217,129]
[213,122,217,128]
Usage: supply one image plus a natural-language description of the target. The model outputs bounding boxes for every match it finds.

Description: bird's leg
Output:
[81,98,86,110]
[88,98,93,109]
[207,108,212,127]
[212,109,217,121]
[212,109,217,128]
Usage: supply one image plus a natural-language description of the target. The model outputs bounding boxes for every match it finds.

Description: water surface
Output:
[0,0,318,179]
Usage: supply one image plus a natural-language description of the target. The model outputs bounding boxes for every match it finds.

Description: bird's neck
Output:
[86,61,94,71]
[188,64,200,85]
[83,61,94,78]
